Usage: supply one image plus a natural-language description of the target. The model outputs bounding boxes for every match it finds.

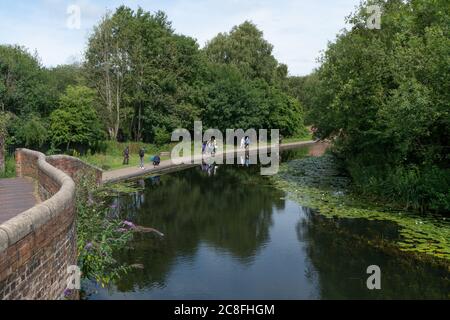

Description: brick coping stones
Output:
[0,149,75,252]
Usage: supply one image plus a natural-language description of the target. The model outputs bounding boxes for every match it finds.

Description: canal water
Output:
[86,146,449,299]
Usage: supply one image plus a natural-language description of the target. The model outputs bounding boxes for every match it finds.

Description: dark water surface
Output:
[86,147,449,299]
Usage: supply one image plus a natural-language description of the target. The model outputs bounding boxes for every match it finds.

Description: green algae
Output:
[272,154,450,262]
[98,181,145,196]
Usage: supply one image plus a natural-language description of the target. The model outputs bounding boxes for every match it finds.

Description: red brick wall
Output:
[47,155,102,186]
[0,149,80,300]
[0,204,76,299]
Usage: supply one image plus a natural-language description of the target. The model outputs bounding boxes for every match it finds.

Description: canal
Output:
[85,145,449,299]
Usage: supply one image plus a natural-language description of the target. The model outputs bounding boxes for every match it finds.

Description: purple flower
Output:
[84,242,93,250]
[64,289,73,297]
[122,220,136,229]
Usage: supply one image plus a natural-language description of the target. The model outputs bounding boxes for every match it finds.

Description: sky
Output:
[0,0,361,76]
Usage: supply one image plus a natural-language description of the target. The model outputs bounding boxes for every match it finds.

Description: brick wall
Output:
[0,149,84,300]
[47,155,102,186]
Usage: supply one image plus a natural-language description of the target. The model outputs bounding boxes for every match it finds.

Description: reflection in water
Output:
[86,146,449,299]
[297,211,450,299]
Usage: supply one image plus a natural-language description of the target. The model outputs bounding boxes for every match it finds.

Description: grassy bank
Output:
[79,141,173,171]
[282,132,314,144]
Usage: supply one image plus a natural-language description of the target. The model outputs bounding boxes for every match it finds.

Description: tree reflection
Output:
[297,209,450,299]
[113,164,285,292]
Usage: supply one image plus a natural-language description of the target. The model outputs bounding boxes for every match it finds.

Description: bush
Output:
[153,127,171,146]
[76,176,134,288]
[349,161,450,213]
[49,86,104,153]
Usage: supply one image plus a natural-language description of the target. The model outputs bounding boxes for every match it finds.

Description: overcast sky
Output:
[0,0,361,76]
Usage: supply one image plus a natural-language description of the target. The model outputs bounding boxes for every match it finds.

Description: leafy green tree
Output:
[285,73,321,125]
[11,114,48,149]
[0,45,53,116]
[202,64,305,136]
[308,0,450,212]
[204,21,280,84]
[43,63,85,107]
[85,12,127,141]
[85,6,204,142]
[49,86,104,152]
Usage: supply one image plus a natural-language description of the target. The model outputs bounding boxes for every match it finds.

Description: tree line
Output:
[0,6,306,155]
[296,0,449,213]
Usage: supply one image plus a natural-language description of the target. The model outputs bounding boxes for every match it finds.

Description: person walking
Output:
[139,147,145,169]
[244,136,251,150]
[209,137,217,155]
[123,146,130,165]
[240,137,245,150]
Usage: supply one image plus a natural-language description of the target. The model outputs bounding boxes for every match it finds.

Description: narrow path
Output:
[102,140,317,184]
[0,177,37,225]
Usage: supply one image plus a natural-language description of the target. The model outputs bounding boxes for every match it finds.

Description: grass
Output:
[283,132,314,143]
[0,155,16,178]
[79,141,172,171]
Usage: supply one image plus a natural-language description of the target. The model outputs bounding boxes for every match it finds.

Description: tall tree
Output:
[204,21,280,84]
[0,45,53,116]
[85,7,204,142]
[85,12,129,140]
[309,0,450,211]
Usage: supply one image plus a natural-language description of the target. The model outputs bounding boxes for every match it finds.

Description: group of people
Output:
[121,136,252,170]
[201,136,251,156]
[122,146,161,169]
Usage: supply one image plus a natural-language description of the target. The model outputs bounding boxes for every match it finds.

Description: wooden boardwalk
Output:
[0,178,37,225]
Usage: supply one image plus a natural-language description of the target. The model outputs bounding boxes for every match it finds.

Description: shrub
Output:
[49,86,104,153]
[349,161,450,213]
[76,176,134,288]
[153,127,171,146]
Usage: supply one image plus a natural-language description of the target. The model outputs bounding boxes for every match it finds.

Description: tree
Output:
[308,0,450,212]
[11,114,48,149]
[43,63,85,108]
[204,21,279,84]
[201,64,305,136]
[202,21,306,136]
[0,45,53,116]
[49,86,104,152]
[85,12,128,141]
[285,73,321,125]
[85,6,204,142]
